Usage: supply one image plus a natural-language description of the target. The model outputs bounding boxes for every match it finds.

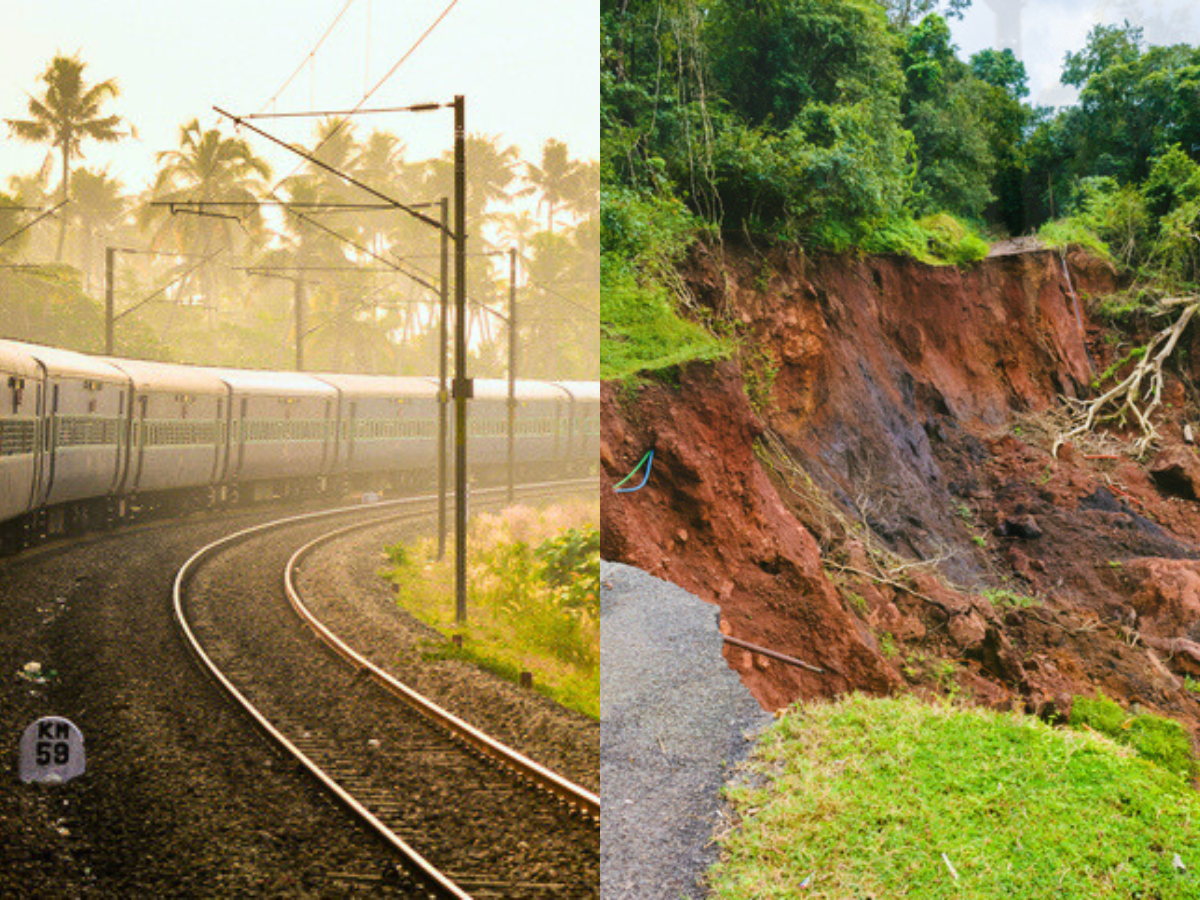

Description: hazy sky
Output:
[951,0,1200,107]
[0,0,599,196]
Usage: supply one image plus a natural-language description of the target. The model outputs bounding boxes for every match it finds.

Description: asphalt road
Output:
[600,561,772,899]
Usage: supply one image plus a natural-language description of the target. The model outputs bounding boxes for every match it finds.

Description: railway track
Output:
[172,482,599,898]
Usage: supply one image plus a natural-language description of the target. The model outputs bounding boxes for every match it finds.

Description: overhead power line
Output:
[258,0,359,114]
[284,0,461,183]
[239,102,446,121]
[0,199,68,250]
[216,106,445,234]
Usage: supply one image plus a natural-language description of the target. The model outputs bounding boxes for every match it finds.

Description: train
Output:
[0,338,599,552]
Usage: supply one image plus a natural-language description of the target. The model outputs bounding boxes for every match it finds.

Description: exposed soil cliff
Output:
[603,242,1200,738]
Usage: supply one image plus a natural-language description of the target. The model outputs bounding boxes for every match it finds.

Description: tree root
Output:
[1053,299,1200,458]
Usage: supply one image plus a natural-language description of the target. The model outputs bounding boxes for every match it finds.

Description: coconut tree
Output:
[66,167,126,293]
[5,54,128,261]
[521,139,589,234]
[141,119,271,308]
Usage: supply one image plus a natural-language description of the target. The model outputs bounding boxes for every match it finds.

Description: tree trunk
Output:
[55,145,70,263]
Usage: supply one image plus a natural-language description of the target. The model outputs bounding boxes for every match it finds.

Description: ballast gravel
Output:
[601,561,772,899]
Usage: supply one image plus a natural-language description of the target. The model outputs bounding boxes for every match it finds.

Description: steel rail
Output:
[172,492,469,898]
[282,483,600,819]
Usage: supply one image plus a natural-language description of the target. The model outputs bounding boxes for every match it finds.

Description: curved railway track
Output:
[172,482,599,898]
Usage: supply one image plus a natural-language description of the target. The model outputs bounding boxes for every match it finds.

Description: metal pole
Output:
[437,197,449,561]
[453,95,469,627]
[105,247,115,355]
[507,247,517,505]
[295,277,306,371]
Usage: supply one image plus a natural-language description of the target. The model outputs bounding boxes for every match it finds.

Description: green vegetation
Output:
[981,587,1040,610]
[380,500,599,718]
[602,1,1030,378]
[603,5,1200,378]
[712,694,1200,899]
[600,188,730,379]
[878,632,897,659]
[1069,692,1195,778]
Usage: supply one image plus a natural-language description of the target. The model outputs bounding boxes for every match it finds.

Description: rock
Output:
[948,611,988,651]
[1186,424,1196,445]
[1006,546,1037,581]
[869,602,927,642]
[1124,558,1200,639]
[996,514,1043,540]
[1149,444,1200,499]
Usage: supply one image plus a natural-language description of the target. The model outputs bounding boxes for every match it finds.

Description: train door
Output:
[30,379,44,513]
[131,394,149,491]
[320,398,332,472]
[43,383,62,505]
[212,397,226,483]
[236,396,248,478]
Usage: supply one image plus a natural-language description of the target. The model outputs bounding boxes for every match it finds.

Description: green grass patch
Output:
[1070,693,1195,778]
[860,213,989,266]
[712,694,1200,899]
[380,499,599,718]
[601,255,730,380]
[601,187,731,381]
[1038,216,1113,261]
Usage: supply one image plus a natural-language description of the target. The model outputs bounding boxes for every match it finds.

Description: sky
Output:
[951,0,1200,107]
[0,0,599,197]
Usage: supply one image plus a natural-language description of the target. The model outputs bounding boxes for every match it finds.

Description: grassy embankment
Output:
[711,694,1200,899]
[380,499,599,718]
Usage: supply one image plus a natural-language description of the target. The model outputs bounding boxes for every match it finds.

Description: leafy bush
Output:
[534,525,600,619]
[380,501,599,716]
[1069,692,1128,736]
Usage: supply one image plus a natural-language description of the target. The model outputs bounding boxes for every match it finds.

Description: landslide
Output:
[602,241,1200,741]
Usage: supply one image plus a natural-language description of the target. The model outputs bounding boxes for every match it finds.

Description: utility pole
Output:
[295,277,306,371]
[453,95,470,628]
[105,247,115,355]
[507,247,517,505]
[438,196,449,561]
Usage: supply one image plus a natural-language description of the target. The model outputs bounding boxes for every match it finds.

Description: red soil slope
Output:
[604,244,1200,737]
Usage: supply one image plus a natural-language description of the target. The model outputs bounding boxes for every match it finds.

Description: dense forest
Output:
[0,55,599,380]
[602,0,1200,377]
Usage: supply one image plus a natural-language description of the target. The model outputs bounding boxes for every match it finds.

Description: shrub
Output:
[1126,713,1195,778]
[1069,692,1128,736]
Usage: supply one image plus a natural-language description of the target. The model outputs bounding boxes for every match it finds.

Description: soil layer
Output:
[603,243,1200,743]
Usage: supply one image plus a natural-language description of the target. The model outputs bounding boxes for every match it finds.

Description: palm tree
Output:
[5,54,128,261]
[428,134,520,232]
[141,119,271,308]
[522,139,589,234]
[67,168,126,294]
